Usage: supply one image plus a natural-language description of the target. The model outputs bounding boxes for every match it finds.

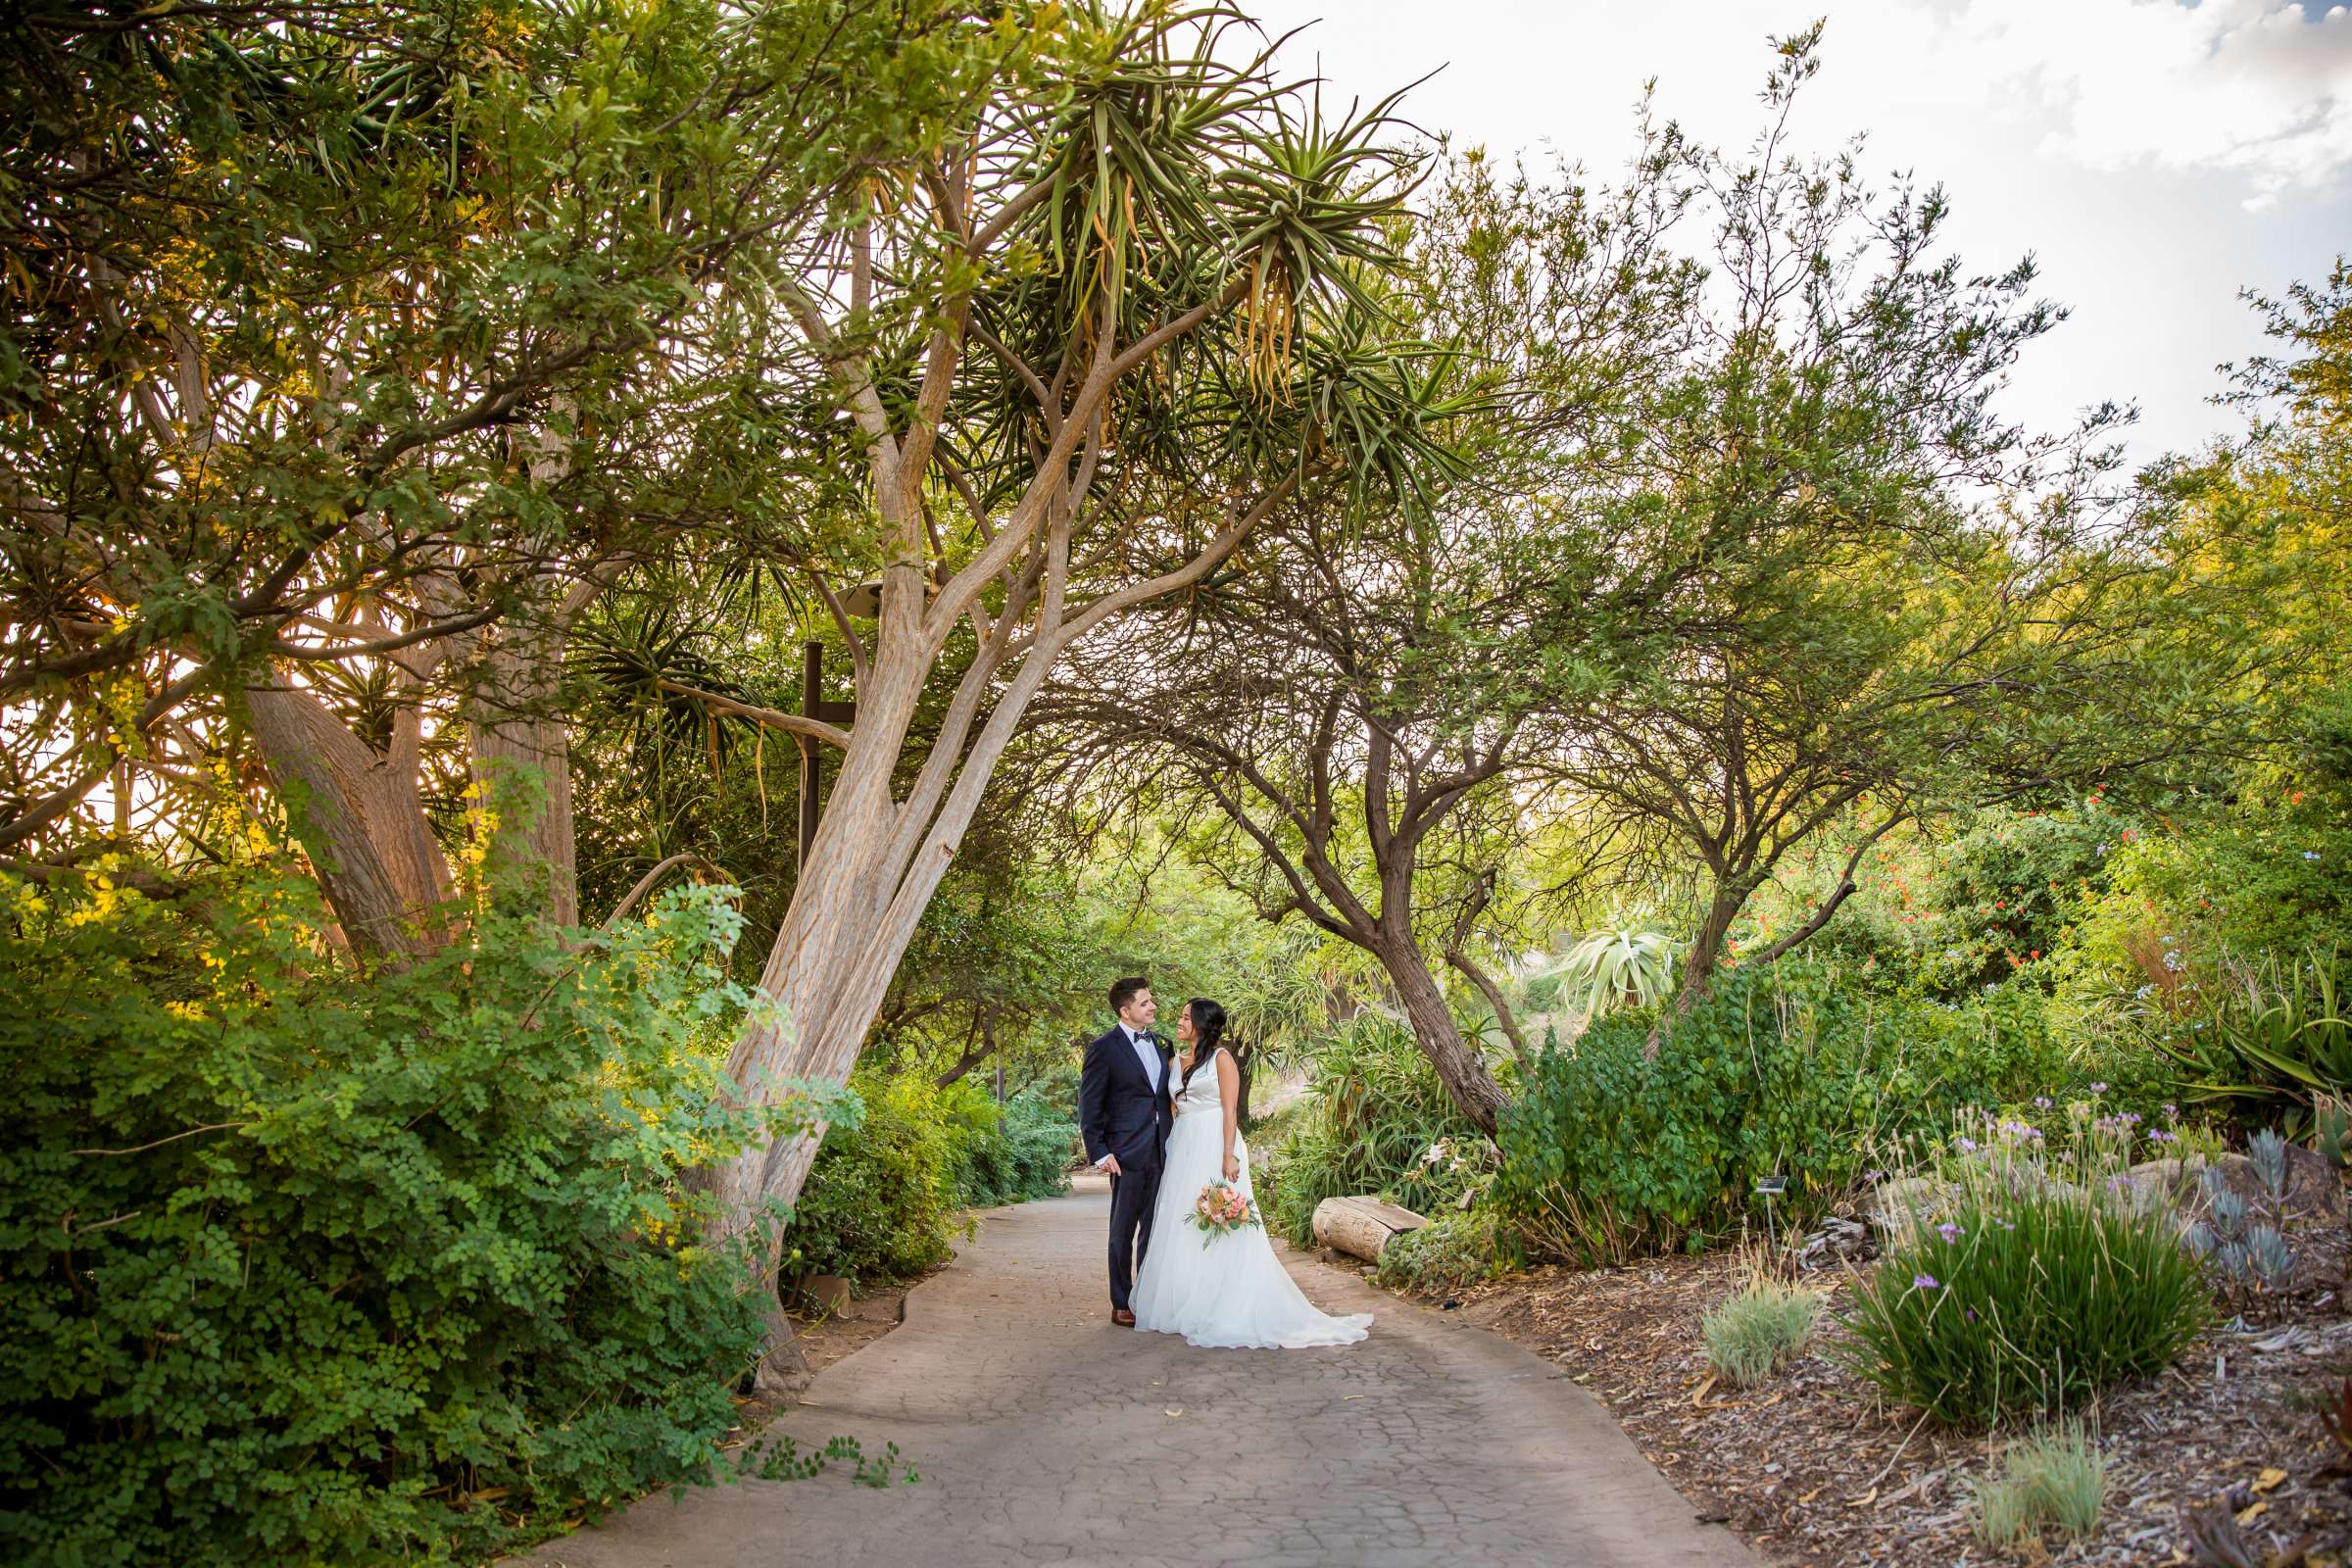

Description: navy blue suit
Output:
[1077,1024,1175,1311]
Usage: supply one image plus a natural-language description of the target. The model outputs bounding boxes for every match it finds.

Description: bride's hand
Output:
[1222,1152,1240,1182]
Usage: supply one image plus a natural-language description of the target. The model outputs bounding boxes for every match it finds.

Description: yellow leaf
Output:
[2253,1467,2288,1494]
[2236,1499,2269,1527]
[1690,1374,1718,1407]
[1164,1407,1183,1418]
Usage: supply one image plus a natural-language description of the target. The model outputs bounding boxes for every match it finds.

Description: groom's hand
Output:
[1100,1153,1124,1176]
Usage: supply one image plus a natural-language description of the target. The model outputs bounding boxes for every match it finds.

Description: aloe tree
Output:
[1549,926,1677,1020]
[682,5,1468,1376]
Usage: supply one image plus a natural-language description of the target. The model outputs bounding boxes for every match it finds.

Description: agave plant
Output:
[1547,926,1677,1019]
[2155,946,2352,1124]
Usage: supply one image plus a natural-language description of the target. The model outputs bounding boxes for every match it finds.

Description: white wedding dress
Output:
[1130,1048,1372,1349]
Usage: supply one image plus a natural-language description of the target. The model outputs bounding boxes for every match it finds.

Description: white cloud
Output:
[1918,0,2352,209]
[1243,0,2352,462]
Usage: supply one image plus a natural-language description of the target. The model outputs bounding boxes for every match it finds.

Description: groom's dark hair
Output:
[1108,976,1151,1014]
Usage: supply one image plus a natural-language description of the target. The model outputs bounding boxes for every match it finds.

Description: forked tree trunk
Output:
[246,681,452,957]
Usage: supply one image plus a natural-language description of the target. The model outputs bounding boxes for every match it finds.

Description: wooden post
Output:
[798,640,821,871]
[797,639,858,873]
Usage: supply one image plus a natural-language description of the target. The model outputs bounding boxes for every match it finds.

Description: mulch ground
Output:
[1396,1219,2352,1566]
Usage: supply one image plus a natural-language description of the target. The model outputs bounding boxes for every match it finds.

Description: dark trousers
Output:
[1107,1161,1162,1311]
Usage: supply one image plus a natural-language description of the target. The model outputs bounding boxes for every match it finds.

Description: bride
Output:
[1130,998,1372,1349]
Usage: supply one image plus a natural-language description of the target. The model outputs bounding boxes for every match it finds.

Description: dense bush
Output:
[0,873,786,1567]
[1373,1209,1501,1296]
[945,1086,1079,1208]
[1260,1018,1495,1248]
[788,1073,1076,1287]
[787,1069,966,1286]
[1493,956,2104,1263]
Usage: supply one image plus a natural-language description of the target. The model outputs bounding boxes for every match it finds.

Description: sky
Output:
[1241,0,2352,467]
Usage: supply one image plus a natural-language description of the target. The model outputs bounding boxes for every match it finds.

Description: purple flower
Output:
[1936,1221,1963,1244]
[2090,1081,2108,1095]
[1956,1136,1979,1152]
[1965,1307,1979,1323]
[2163,1103,2179,1119]
[2034,1096,2054,1110]
[2149,1129,2178,1145]
[1913,1273,1941,1292]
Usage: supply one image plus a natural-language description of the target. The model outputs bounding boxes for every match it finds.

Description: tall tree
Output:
[1029,138,1704,1131]
[689,4,1458,1351]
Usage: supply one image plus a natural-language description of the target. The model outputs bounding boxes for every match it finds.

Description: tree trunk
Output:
[1230,1036,1258,1132]
[245,681,452,957]
[466,612,579,926]
[1648,876,1754,1057]
[1374,927,1511,1135]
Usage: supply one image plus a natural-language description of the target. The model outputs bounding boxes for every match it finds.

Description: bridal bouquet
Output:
[1188,1179,1261,1241]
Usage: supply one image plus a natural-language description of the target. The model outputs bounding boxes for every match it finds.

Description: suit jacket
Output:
[1077,1024,1175,1171]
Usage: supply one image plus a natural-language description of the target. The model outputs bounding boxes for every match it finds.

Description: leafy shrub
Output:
[1971,1423,2108,1550]
[1841,1146,2208,1426]
[791,1074,1075,1287]
[1699,1272,1821,1387]
[788,1070,967,1286]
[1374,1209,1500,1295]
[1260,1017,1494,1248]
[0,873,785,1567]
[944,1087,1077,1208]
[1494,957,2084,1263]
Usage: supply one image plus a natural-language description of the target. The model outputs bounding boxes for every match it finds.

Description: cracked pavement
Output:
[514,1176,1757,1567]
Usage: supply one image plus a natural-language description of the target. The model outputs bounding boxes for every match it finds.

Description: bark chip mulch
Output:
[1413,1219,2352,1566]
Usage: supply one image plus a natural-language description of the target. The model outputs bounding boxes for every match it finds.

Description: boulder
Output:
[2201,1145,2345,1228]
[1867,1176,1958,1248]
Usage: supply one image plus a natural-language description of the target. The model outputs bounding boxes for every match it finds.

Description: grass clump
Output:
[1971,1423,2108,1551]
[1699,1269,1822,1387]
[1842,1109,2209,1425]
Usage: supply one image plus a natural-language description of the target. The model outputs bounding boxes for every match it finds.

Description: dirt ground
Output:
[1392,1221,2352,1566]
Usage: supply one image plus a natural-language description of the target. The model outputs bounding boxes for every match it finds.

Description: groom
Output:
[1077,976,1175,1326]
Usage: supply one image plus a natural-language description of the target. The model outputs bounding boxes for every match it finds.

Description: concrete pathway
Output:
[516,1177,1757,1568]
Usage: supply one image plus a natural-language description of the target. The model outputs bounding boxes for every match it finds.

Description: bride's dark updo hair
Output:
[1183,998,1228,1082]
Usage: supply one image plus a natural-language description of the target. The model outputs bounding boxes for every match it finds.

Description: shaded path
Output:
[517,1177,1756,1567]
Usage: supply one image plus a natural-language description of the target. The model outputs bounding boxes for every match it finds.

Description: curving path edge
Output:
[514,1176,1758,1568]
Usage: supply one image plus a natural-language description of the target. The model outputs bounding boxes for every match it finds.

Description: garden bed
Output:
[1428,1225,2352,1565]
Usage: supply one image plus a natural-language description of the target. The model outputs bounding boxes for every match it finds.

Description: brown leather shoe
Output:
[1112,1308,1137,1326]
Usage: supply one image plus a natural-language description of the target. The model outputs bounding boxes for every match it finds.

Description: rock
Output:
[1793,1215,1876,1273]
[1867,1176,1958,1248]
[2201,1145,2345,1229]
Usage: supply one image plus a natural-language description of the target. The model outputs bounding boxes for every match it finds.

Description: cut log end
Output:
[1312,1195,1429,1262]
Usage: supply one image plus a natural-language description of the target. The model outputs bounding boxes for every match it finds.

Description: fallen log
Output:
[1312,1195,1429,1262]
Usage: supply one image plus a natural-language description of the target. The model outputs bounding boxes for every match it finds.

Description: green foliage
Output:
[788,1070,969,1287]
[0,874,790,1567]
[1841,1180,2207,1426]
[2150,947,2352,1124]
[1261,1018,1494,1248]
[944,1088,1078,1210]
[787,1071,1074,1288]
[1494,957,2089,1264]
[1699,1273,1823,1387]
[1546,926,1676,1019]
[1970,1424,2109,1550]
[1373,1209,1502,1296]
